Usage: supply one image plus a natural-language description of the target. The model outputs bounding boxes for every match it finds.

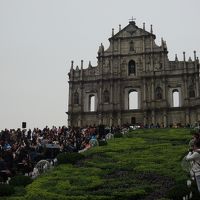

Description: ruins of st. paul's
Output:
[67,20,200,128]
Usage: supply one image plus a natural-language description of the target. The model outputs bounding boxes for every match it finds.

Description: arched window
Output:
[103,90,110,103]
[189,86,195,98]
[155,87,162,100]
[74,92,79,104]
[172,89,180,107]
[89,95,95,111]
[129,90,138,109]
[128,60,136,75]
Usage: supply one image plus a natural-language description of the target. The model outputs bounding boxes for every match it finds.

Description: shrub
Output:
[10,175,33,187]
[114,132,123,138]
[98,140,108,146]
[114,189,146,200]
[57,152,85,165]
[0,183,15,196]
[25,192,63,200]
[190,129,198,135]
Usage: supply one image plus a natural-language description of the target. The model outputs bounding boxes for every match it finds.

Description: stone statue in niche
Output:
[129,40,134,51]
[103,90,110,103]
[103,59,110,73]
[188,76,196,98]
[155,86,162,100]
[191,76,195,85]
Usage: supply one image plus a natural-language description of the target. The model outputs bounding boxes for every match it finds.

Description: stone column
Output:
[118,38,121,54]
[185,109,190,125]
[111,56,113,75]
[183,52,188,104]
[183,76,188,109]
[98,113,102,125]
[196,76,199,97]
[80,60,83,79]
[68,83,73,112]
[109,116,113,127]
[143,112,147,126]
[142,36,145,52]
[118,56,122,110]
[80,85,84,126]
[142,36,146,72]
[99,85,102,111]
[183,52,187,73]
[110,81,114,110]
[118,117,121,126]
[183,52,188,103]
[151,78,155,101]
[162,77,165,99]
[161,50,166,72]
[150,27,153,71]
[163,110,167,128]
[99,56,104,112]
[143,79,146,109]
[151,54,153,71]
[100,57,103,77]
[80,61,84,115]
[151,110,155,125]
[78,118,82,127]
[143,79,146,100]
[183,76,188,99]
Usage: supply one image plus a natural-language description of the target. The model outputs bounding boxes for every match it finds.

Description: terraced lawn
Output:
[2,128,195,200]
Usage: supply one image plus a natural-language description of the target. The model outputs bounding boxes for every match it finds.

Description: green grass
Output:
[2,128,193,200]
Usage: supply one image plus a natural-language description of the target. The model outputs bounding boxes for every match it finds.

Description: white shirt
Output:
[186,150,200,176]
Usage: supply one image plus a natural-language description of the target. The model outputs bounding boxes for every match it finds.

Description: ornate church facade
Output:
[67,20,200,127]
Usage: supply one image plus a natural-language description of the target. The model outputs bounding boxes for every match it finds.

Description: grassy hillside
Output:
[2,128,194,200]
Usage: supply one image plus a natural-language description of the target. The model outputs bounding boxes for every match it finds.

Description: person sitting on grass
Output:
[78,139,91,153]
[186,140,200,193]
[89,135,98,147]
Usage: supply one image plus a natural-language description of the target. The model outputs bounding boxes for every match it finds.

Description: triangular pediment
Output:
[111,21,153,39]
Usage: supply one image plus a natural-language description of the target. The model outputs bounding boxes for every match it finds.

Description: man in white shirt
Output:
[186,140,200,192]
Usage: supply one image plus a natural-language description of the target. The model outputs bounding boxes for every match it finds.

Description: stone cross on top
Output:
[129,17,136,22]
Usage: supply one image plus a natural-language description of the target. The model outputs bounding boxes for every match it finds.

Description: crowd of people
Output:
[2,122,199,191]
[0,125,124,182]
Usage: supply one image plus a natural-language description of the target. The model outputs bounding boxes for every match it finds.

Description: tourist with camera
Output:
[186,140,200,192]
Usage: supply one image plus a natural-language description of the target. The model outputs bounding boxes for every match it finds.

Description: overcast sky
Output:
[0,0,200,130]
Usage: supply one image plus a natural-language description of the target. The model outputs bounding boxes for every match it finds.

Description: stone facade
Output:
[67,21,200,128]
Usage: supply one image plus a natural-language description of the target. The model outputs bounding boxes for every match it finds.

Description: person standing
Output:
[186,140,200,192]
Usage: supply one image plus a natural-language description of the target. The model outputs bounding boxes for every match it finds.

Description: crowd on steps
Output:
[0,124,128,182]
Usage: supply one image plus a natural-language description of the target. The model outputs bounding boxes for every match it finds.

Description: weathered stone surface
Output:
[67,21,200,128]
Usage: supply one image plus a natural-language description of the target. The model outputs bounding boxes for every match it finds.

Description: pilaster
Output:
[151,110,155,125]
[185,109,190,125]
[163,110,167,128]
